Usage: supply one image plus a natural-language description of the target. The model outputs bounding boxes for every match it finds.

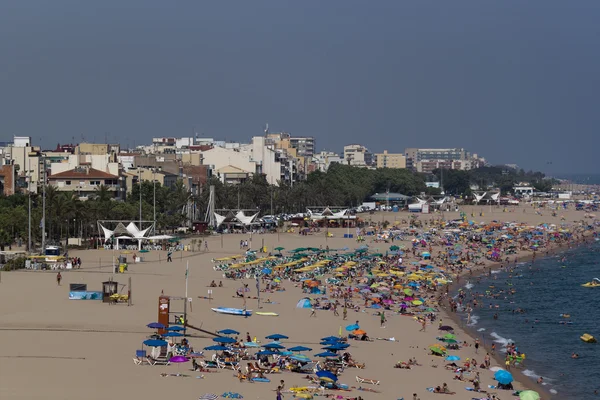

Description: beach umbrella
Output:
[204,345,228,351]
[257,350,278,356]
[446,355,461,361]
[519,391,540,400]
[288,346,312,352]
[198,394,219,400]
[429,346,445,355]
[315,352,338,358]
[494,370,514,385]
[345,324,360,331]
[263,342,285,349]
[163,331,183,337]
[439,325,454,331]
[143,339,167,347]
[217,329,240,335]
[352,329,366,336]
[243,342,260,348]
[290,354,311,363]
[443,333,456,340]
[316,370,338,382]
[147,322,166,329]
[166,326,185,332]
[321,336,341,342]
[322,344,348,351]
[265,333,289,340]
[169,355,189,363]
[444,339,458,344]
[213,337,236,344]
[403,288,413,296]
[274,247,285,251]
[296,298,312,308]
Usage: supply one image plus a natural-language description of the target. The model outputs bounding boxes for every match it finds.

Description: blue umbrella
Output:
[166,326,185,331]
[217,329,240,335]
[257,350,278,356]
[288,346,312,352]
[494,370,514,385]
[290,354,311,363]
[316,370,338,382]
[204,345,229,351]
[266,333,289,340]
[446,355,461,361]
[321,336,341,342]
[263,343,285,349]
[213,337,236,344]
[147,322,166,329]
[323,344,349,351]
[261,267,272,274]
[315,351,338,358]
[143,339,167,347]
[162,331,183,337]
[345,324,360,331]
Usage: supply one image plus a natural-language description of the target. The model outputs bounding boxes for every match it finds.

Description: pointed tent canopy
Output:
[235,211,258,226]
[100,224,114,240]
[214,212,226,227]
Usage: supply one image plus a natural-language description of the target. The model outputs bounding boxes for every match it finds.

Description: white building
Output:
[313,151,342,172]
[343,144,373,167]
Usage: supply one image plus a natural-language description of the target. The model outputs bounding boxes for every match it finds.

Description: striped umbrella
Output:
[199,394,219,400]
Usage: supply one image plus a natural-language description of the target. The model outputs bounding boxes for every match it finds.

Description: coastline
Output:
[439,235,595,399]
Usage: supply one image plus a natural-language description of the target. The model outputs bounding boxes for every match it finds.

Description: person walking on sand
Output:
[275,385,283,400]
[310,306,316,317]
[475,338,480,354]
[343,306,348,320]
[419,318,426,332]
[380,311,386,328]
[167,251,172,262]
[204,240,209,251]
[56,272,62,286]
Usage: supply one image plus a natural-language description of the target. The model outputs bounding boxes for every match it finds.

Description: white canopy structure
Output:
[235,211,259,226]
[97,221,155,250]
[214,212,227,228]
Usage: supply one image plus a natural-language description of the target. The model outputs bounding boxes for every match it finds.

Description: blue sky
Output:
[1,1,599,173]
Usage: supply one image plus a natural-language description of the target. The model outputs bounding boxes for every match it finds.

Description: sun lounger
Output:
[200,360,218,369]
[147,356,170,366]
[217,360,240,371]
[356,376,380,385]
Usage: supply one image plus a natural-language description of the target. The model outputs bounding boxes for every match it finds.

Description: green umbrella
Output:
[275,247,285,251]
[444,339,458,344]
[390,245,400,251]
[429,346,445,355]
[291,248,307,253]
[444,333,456,340]
[519,391,540,400]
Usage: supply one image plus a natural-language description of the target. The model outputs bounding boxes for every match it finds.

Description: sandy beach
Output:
[0,205,596,400]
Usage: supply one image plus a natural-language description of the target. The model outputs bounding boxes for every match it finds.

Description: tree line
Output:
[0,163,552,250]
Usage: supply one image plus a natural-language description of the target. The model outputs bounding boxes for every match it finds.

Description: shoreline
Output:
[439,236,595,399]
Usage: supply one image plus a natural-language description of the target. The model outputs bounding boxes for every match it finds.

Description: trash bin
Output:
[119,263,127,273]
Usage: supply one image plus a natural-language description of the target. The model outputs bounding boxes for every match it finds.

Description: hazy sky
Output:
[1,1,599,174]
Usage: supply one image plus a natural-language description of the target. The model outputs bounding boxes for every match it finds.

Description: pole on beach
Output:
[185,261,189,299]
[221,234,223,248]
[128,276,132,306]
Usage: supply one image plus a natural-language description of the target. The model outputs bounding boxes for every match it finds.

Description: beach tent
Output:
[296,298,312,308]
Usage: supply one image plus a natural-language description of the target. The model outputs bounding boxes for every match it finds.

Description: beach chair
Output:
[356,376,380,385]
[133,350,147,365]
[200,360,218,369]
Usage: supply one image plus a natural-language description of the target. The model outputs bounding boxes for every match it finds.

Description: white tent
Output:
[214,212,226,228]
[235,211,258,226]
[147,235,175,240]
[100,224,114,241]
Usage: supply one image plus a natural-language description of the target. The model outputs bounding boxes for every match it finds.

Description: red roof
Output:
[49,168,118,179]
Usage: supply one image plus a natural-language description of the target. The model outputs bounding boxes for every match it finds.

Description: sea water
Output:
[457,240,600,399]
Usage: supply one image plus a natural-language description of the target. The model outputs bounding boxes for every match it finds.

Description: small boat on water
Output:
[580,333,597,343]
[211,307,252,316]
[581,278,600,288]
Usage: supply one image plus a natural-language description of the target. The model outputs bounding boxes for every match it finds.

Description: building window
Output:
[65,180,71,185]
